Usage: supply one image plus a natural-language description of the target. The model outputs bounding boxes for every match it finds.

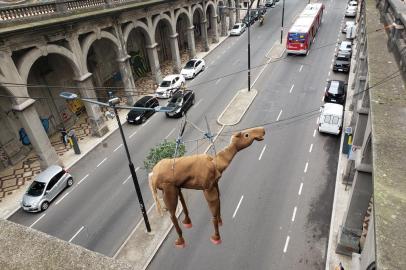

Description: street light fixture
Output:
[60,91,175,233]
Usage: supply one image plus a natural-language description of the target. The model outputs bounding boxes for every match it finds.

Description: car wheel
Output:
[181,110,185,117]
[67,177,74,187]
[141,116,147,123]
[193,73,196,78]
[41,201,49,211]
[192,98,195,105]
[202,65,206,71]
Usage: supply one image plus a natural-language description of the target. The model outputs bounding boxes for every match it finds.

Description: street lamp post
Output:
[280,0,286,44]
[247,2,251,92]
[108,93,151,233]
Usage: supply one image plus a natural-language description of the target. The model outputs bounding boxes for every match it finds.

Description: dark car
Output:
[324,80,347,105]
[333,53,351,73]
[242,15,255,26]
[257,5,267,15]
[165,90,195,118]
[127,96,159,124]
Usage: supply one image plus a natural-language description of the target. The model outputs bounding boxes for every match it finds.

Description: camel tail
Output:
[148,172,163,216]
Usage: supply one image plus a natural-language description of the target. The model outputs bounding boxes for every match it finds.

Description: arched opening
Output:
[175,12,192,64]
[154,18,174,77]
[192,7,205,53]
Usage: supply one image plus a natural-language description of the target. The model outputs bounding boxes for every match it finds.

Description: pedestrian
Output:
[60,127,68,147]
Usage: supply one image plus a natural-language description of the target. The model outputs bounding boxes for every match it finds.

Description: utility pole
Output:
[247,2,251,92]
[280,0,286,44]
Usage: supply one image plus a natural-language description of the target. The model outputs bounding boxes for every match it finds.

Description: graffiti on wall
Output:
[129,50,150,78]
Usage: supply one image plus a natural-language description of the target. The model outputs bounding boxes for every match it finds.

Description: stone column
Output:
[201,20,210,52]
[117,54,137,105]
[75,74,109,137]
[186,26,196,58]
[146,43,162,84]
[12,99,60,169]
[228,1,235,30]
[169,34,182,73]
[221,5,228,36]
[211,15,219,43]
[235,0,241,23]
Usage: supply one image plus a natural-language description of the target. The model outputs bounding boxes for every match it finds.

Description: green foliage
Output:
[143,140,186,172]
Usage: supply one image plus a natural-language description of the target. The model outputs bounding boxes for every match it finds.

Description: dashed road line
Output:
[142,119,150,127]
[289,84,295,93]
[304,162,309,173]
[298,182,303,195]
[283,236,290,253]
[313,129,317,137]
[122,175,131,185]
[258,145,267,160]
[299,65,303,72]
[97,158,107,168]
[29,214,46,228]
[77,174,89,185]
[216,78,222,85]
[232,195,244,219]
[292,207,297,222]
[56,191,70,205]
[277,110,283,121]
[309,143,313,153]
[165,128,176,139]
[114,144,123,152]
[129,130,137,139]
[328,71,331,76]
[69,226,84,243]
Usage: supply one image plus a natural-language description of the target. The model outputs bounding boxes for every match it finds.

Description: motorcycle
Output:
[259,16,264,26]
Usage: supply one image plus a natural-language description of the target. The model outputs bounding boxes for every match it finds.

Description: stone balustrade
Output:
[67,0,106,11]
[0,3,56,21]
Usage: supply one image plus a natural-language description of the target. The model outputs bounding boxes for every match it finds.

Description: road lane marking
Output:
[122,175,131,185]
[277,110,283,121]
[283,236,290,253]
[142,119,150,127]
[55,191,70,205]
[313,129,317,137]
[194,99,203,108]
[232,195,244,219]
[129,130,137,138]
[292,207,297,222]
[29,214,46,228]
[78,174,89,186]
[69,226,84,243]
[258,145,267,160]
[299,65,303,72]
[114,144,123,152]
[97,158,107,168]
[298,182,303,195]
[165,128,176,139]
[328,71,331,76]
[330,64,333,70]
[289,84,294,93]
[309,144,313,153]
[304,162,309,173]
[215,78,222,85]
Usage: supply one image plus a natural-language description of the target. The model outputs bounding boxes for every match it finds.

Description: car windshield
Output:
[184,61,196,69]
[336,56,348,61]
[233,25,240,29]
[160,80,171,87]
[169,96,183,105]
[27,181,45,196]
[329,81,342,94]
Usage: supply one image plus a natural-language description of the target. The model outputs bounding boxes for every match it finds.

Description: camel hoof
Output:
[210,237,222,245]
[183,223,193,229]
[175,242,186,248]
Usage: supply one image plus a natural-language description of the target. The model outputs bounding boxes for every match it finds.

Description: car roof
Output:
[135,95,155,106]
[35,165,63,183]
[341,41,352,45]
[323,103,344,114]
[162,74,179,80]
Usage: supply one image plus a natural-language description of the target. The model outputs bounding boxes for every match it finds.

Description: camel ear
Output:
[234,132,242,137]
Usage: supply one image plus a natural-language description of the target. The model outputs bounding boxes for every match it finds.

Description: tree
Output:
[143,140,186,172]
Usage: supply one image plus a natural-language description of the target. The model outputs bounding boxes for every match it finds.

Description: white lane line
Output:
[165,128,176,139]
[215,78,222,85]
[122,175,131,185]
[258,145,267,160]
[298,182,303,195]
[97,158,107,168]
[142,119,150,127]
[283,236,290,253]
[277,110,283,121]
[304,162,309,173]
[77,174,89,186]
[69,226,84,243]
[309,144,313,153]
[292,207,297,222]
[232,195,244,219]
[56,191,70,205]
[321,95,324,102]
[313,129,317,137]
[289,84,295,93]
[328,71,331,76]
[299,65,303,72]
[330,64,333,70]
[194,99,203,108]
[114,144,123,152]
[129,130,137,139]
[337,38,340,42]
[29,213,46,228]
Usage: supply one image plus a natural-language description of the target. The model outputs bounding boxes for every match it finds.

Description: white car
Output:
[338,40,352,55]
[318,103,343,135]
[342,21,355,33]
[230,23,246,36]
[155,74,185,98]
[347,1,358,7]
[180,59,206,79]
[345,6,357,17]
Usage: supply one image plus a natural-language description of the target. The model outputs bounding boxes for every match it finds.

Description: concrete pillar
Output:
[201,20,210,51]
[186,27,196,58]
[211,15,219,43]
[146,43,162,84]
[228,1,235,30]
[169,34,182,73]
[235,0,241,22]
[75,74,109,137]
[221,7,228,36]
[117,54,137,105]
[12,99,60,169]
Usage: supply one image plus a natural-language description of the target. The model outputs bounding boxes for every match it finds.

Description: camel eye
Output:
[244,133,249,138]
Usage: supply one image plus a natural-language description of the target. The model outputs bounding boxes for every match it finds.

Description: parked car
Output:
[180,59,206,79]
[242,14,255,26]
[324,80,347,104]
[21,165,73,212]
[165,90,195,118]
[257,5,267,15]
[345,6,357,17]
[230,23,247,36]
[265,0,275,7]
[318,103,344,135]
[155,74,185,98]
[127,96,159,124]
[347,1,358,7]
[338,40,352,56]
[333,53,351,73]
[342,21,355,33]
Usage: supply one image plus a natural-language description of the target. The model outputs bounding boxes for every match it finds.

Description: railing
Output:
[66,0,106,11]
[0,3,56,21]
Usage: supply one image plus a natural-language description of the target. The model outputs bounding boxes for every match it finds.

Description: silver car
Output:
[22,165,73,212]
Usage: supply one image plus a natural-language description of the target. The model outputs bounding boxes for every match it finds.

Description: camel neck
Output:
[214,143,238,173]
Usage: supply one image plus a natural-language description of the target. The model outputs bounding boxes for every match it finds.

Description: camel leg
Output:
[203,187,222,245]
[215,183,222,226]
[178,189,192,228]
[162,185,185,248]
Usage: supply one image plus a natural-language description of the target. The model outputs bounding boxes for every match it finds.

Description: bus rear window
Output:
[288,33,306,43]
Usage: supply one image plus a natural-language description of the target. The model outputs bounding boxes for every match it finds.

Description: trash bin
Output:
[342,127,352,155]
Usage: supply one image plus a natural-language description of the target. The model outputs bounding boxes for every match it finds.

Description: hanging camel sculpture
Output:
[149,127,265,248]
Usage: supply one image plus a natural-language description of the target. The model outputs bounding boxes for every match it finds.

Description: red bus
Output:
[286,3,324,55]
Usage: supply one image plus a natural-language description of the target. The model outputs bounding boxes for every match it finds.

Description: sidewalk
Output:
[0,34,230,220]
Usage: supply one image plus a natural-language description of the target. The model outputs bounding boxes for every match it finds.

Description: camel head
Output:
[231,127,265,151]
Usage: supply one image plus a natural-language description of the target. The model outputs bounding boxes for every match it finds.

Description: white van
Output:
[318,103,344,135]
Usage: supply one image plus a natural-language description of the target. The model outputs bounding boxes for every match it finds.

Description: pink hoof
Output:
[210,237,222,245]
[175,242,186,248]
[183,223,193,229]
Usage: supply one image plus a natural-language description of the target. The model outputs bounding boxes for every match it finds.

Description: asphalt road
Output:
[9,0,349,267]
